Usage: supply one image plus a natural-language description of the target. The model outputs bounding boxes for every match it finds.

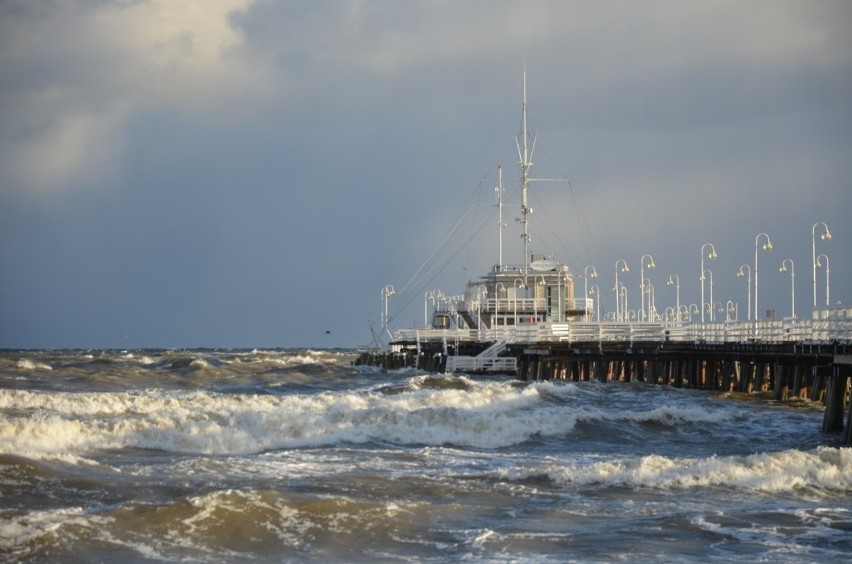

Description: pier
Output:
[356,307,852,445]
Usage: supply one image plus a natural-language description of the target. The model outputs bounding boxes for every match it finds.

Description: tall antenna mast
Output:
[517,69,536,284]
[496,165,505,268]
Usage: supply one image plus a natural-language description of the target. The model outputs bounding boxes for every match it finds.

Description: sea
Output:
[1,348,850,563]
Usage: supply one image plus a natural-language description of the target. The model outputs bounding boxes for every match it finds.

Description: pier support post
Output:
[822,365,847,434]
[774,363,788,402]
[812,365,832,402]
[792,362,804,398]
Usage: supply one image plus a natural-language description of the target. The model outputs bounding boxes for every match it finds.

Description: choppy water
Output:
[1,349,850,562]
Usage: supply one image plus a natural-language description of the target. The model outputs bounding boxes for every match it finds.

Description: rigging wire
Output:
[385,141,518,324]
[386,209,494,327]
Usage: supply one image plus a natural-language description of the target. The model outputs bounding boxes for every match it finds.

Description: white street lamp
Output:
[648,282,656,321]
[780,259,796,318]
[513,278,525,325]
[639,254,656,322]
[737,265,752,321]
[703,269,714,321]
[614,259,629,322]
[816,254,830,307]
[667,274,680,322]
[534,275,546,322]
[700,243,717,323]
[811,222,831,308]
[584,265,598,321]
[711,301,723,321]
[381,284,396,340]
[424,290,434,326]
[589,284,601,322]
[476,285,488,329]
[754,233,772,320]
[495,282,506,325]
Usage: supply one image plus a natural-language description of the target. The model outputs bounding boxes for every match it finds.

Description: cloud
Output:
[0,0,276,198]
[1,1,850,347]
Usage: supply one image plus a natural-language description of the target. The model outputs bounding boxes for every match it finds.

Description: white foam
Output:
[0,378,574,457]
[233,350,341,368]
[500,446,852,494]
[15,359,52,371]
[692,505,852,559]
[0,507,108,553]
[0,378,842,486]
[123,353,156,365]
[189,358,211,370]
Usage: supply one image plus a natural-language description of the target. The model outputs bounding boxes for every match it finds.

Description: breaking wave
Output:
[0,376,744,459]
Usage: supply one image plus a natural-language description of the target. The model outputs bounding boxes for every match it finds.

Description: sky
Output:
[1,0,851,349]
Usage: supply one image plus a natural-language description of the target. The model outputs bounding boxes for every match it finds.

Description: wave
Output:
[0,377,750,459]
[0,486,434,561]
[496,446,852,495]
[15,359,52,371]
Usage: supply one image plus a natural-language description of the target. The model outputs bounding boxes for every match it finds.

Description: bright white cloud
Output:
[0,0,276,198]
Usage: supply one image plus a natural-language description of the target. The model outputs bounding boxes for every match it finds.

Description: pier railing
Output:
[394,307,852,346]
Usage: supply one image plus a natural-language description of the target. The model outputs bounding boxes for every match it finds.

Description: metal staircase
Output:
[445,336,517,374]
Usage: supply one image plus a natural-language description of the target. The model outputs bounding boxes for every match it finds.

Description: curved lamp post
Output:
[513,278,525,325]
[381,284,396,339]
[754,233,772,321]
[639,254,656,322]
[726,300,737,322]
[779,259,795,318]
[424,290,435,326]
[811,222,831,308]
[703,268,714,321]
[648,283,656,321]
[710,301,723,321]
[584,265,598,321]
[737,265,751,321]
[476,285,488,329]
[816,254,830,307]
[700,243,717,323]
[688,303,700,322]
[614,259,629,322]
[495,282,506,325]
[667,274,680,322]
[589,284,601,322]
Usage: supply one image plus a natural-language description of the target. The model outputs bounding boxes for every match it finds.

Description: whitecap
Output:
[15,359,52,371]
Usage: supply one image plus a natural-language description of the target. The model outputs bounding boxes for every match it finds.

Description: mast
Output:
[496,165,504,268]
[517,70,536,284]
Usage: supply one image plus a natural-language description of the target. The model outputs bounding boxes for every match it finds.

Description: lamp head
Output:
[821,230,831,241]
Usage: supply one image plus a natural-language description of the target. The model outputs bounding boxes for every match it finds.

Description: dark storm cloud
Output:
[1,0,851,347]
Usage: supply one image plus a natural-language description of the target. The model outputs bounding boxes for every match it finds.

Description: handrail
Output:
[394,307,852,346]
